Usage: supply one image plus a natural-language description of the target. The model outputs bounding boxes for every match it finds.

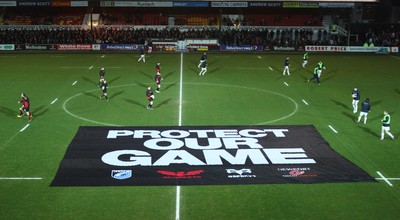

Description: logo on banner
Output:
[111,170,132,180]
[157,170,204,179]
[226,168,256,178]
[277,167,317,178]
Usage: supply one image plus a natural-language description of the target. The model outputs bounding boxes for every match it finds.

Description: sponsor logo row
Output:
[111,167,317,180]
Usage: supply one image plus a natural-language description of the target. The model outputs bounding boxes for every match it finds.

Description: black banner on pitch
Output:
[51,125,376,186]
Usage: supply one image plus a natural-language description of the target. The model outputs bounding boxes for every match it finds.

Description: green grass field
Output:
[0,52,399,219]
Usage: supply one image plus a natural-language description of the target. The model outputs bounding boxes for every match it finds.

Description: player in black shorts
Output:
[100,79,109,101]
[146,86,154,110]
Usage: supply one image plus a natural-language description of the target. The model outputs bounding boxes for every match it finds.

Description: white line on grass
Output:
[50,98,58,105]
[0,177,42,180]
[89,65,93,70]
[376,178,400,180]
[284,82,289,87]
[20,124,30,132]
[390,55,400,60]
[179,53,183,127]
[328,125,338,133]
[257,56,261,59]
[376,171,393,187]
[72,81,77,85]
[238,68,266,70]
[176,53,184,220]
[101,55,105,58]
[269,67,273,71]
[302,99,309,105]
[176,185,181,220]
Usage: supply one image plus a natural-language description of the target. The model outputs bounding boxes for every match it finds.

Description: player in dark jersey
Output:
[283,57,290,75]
[155,72,163,93]
[351,87,360,113]
[17,93,32,121]
[98,67,105,87]
[100,79,109,101]
[199,60,207,76]
[138,47,145,63]
[198,52,207,68]
[146,86,154,110]
[357,98,370,124]
[147,40,153,53]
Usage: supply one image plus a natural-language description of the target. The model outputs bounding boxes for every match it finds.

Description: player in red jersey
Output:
[146,86,154,110]
[17,93,32,121]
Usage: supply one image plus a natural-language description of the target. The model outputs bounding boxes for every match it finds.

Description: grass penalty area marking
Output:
[302,99,309,105]
[328,125,338,133]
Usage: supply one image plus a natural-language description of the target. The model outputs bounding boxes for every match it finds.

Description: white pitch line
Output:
[302,99,309,105]
[377,171,393,187]
[390,55,400,60]
[89,65,93,70]
[179,53,183,127]
[269,67,273,71]
[176,185,181,220]
[101,55,105,58]
[19,124,30,132]
[0,177,42,180]
[284,82,289,87]
[176,53,184,220]
[257,56,261,59]
[376,178,400,180]
[328,125,338,133]
[72,81,77,86]
[50,98,58,105]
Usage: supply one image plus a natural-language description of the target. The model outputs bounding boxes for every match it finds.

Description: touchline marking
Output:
[328,125,338,133]
[20,124,30,132]
[51,98,58,105]
[89,65,93,70]
[72,81,77,85]
[0,177,42,180]
[376,171,393,187]
[269,67,273,71]
[302,99,309,105]
[284,82,289,87]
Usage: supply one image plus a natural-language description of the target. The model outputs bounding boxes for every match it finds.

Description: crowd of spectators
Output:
[362,27,399,47]
[0,26,345,46]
